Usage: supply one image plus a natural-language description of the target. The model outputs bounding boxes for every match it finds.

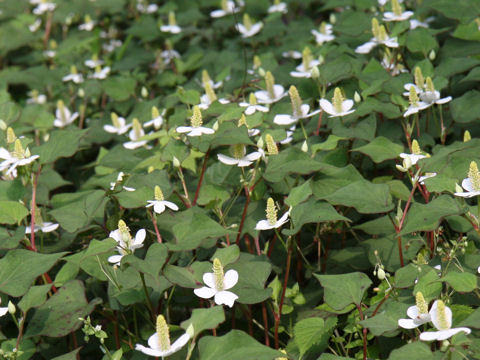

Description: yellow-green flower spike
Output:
[302,47,313,71]
[265,134,278,155]
[435,300,450,330]
[152,106,160,119]
[377,25,388,42]
[232,144,246,159]
[468,161,480,191]
[289,85,303,118]
[249,92,257,105]
[202,70,211,88]
[204,81,217,103]
[50,39,57,49]
[253,55,262,69]
[238,114,247,127]
[411,139,421,155]
[266,197,278,226]
[320,21,327,34]
[111,112,120,128]
[464,130,471,142]
[415,292,428,314]
[392,0,403,16]
[6,127,16,144]
[371,18,381,39]
[190,106,203,128]
[425,77,435,92]
[168,11,176,26]
[70,65,78,74]
[156,315,171,352]
[221,0,229,11]
[57,100,67,123]
[212,258,224,291]
[154,186,164,201]
[84,14,92,24]
[13,139,24,158]
[132,118,142,139]
[117,219,132,248]
[265,71,276,99]
[243,14,253,31]
[414,67,424,89]
[332,87,344,114]
[409,86,419,106]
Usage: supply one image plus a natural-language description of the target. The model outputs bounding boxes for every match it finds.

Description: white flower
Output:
[239,93,269,115]
[136,315,190,357]
[236,14,263,38]
[274,85,321,126]
[144,107,166,129]
[43,50,56,58]
[109,172,135,192]
[79,15,95,31]
[0,140,40,177]
[198,94,230,110]
[160,12,181,34]
[398,292,431,329]
[89,66,110,80]
[176,106,215,137]
[454,161,480,198]
[0,299,8,317]
[268,2,287,13]
[417,172,437,185]
[255,198,290,230]
[32,1,56,15]
[25,222,59,234]
[146,186,179,214]
[123,119,148,149]
[104,113,131,135]
[26,90,47,104]
[320,87,356,117]
[355,18,398,54]
[403,81,452,107]
[194,258,239,308]
[136,2,158,13]
[383,0,413,22]
[254,71,286,104]
[62,66,84,84]
[311,22,335,45]
[420,300,471,341]
[217,144,262,167]
[103,39,122,53]
[399,139,427,166]
[53,100,78,128]
[210,0,241,18]
[282,50,302,59]
[280,125,295,144]
[29,19,42,32]
[108,220,146,265]
[84,57,104,69]
[290,47,321,78]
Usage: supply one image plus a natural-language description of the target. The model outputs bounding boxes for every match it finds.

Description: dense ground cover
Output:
[1,0,480,359]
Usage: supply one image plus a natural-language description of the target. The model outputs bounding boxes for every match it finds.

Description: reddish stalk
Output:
[395,181,418,267]
[356,304,368,360]
[236,186,250,245]
[150,210,163,243]
[43,12,53,48]
[262,302,270,346]
[274,238,292,349]
[372,292,390,316]
[314,111,324,136]
[29,169,41,251]
[192,149,210,206]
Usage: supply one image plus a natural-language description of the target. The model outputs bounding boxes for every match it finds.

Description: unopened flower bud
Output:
[329,14,336,24]
[377,268,386,280]
[354,91,361,103]
[429,50,436,61]
[0,120,6,131]
[8,301,15,315]
[78,88,85,98]
[301,140,308,152]
[311,66,320,80]
[141,86,149,98]
[172,156,181,168]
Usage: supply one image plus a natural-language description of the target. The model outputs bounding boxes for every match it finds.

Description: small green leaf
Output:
[294,317,337,356]
[180,306,226,337]
[353,136,403,163]
[0,201,29,224]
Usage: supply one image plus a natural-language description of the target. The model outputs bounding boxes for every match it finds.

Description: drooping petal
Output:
[245,152,262,162]
[214,290,238,307]
[176,126,193,134]
[193,286,216,299]
[223,269,239,290]
[0,307,8,317]
[135,344,165,357]
[435,328,471,341]
[461,178,474,193]
[133,229,146,247]
[255,219,274,230]
[406,305,419,320]
[164,201,179,211]
[109,230,121,243]
[355,41,377,54]
[419,331,441,341]
[170,333,191,353]
[276,211,290,227]
[41,222,59,232]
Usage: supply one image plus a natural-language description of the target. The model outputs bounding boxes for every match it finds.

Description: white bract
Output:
[210,0,242,18]
[383,0,413,21]
[146,186,179,214]
[144,106,165,129]
[0,139,39,177]
[160,12,181,34]
[198,82,230,110]
[255,198,290,230]
[53,100,79,128]
[236,14,263,38]
[217,144,262,167]
[25,222,59,234]
[176,106,215,137]
[29,19,42,32]
[254,71,286,104]
[239,93,269,115]
[109,172,135,192]
[399,140,427,167]
[420,300,471,341]
[136,315,190,357]
[274,85,321,126]
[104,112,131,135]
[268,1,287,13]
[85,56,104,69]
[123,119,148,149]
[194,258,239,308]
[136,1,158,13]
[403,85,430,117]
[32,1,56,15]
[398,292,431,329]
[89,66,110,80]
[108,220,145,265]
[355,18,398,54]
[311,22,335,44]
[79,15,95,31]
[26,90,47,105]
[454,161,480,198]
[320,87,356,117]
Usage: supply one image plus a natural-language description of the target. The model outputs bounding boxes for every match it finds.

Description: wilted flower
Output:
[454,161,480,198]
[398,292,431,329]
[160,12,182,34]
[123,119,148,149]
[146,186,179,214]
[53,100,79,128]
[176,106,215,137]
[236,14,263,38]
[108,220,145,265]
[420,300,471,341]
[255,198,290,230]
[355,18,398,54]
[311,22,335,45]
[254,71,286,104]
[194,258,239,307]
[274,85,321,125]
[217,144,262,167]
[320,87,356,117]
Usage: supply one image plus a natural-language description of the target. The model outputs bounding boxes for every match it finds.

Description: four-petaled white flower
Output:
[123,119,148,149]
[383,0,413,22]
[236,14,263,38]
[62,65,84,84]
[398,292,431,329]
[85,56,104,69]
[403,77,452,108]
[255,198,290,230]
[399,139,427,166]
[89,66,111,80]
[109,172,135,192]
[104,112,131,135]
[311,22,335,45]
[254,71,286,104]
[146,186,179,214]
[144,106,166,129]
[239,93,269,115]
[210,0,242,18]
[108,220,146,265]
[420,300,471,341]
[274,85,321,126]
[268,1,287,13]
[136,315,190,357]
[290,47,320,78]
[176,106,215,137]
[160,12,182,34]
[194,258,239,308]
[79,15,95,31]
[320,87,356,117]
[454,161,480,198]
[0,139,39,177]
[217,144,262,167]
[53,100,79,128]
[355,18,398,54]
[32,0,56,15]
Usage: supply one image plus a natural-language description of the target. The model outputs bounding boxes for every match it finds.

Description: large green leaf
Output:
[352,136,403,163]
[33,129,88,164]
[294,317,337,357]
[180,306,226,337]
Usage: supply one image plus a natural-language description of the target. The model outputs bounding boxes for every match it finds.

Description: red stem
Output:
[274,238,292,349]
[262,302,270,346]
[192,149,210,206]
[150,210,163,243]
[356,304,368,360]
[30,169,41,251]
[236,186,250,245]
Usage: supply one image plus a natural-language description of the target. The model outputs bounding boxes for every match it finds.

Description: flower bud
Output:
[213,120,219,131]
[354,91,361,103]
[429,50,436,61]
[8,301,15,315]
[301,140,308,152]
[172,156,181,168]
[377,268,386,280]
[0,120,7,131]
[78,88,85,98]
[329,14,336,24]
[310,66,320,80]
[141,86,149,98]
